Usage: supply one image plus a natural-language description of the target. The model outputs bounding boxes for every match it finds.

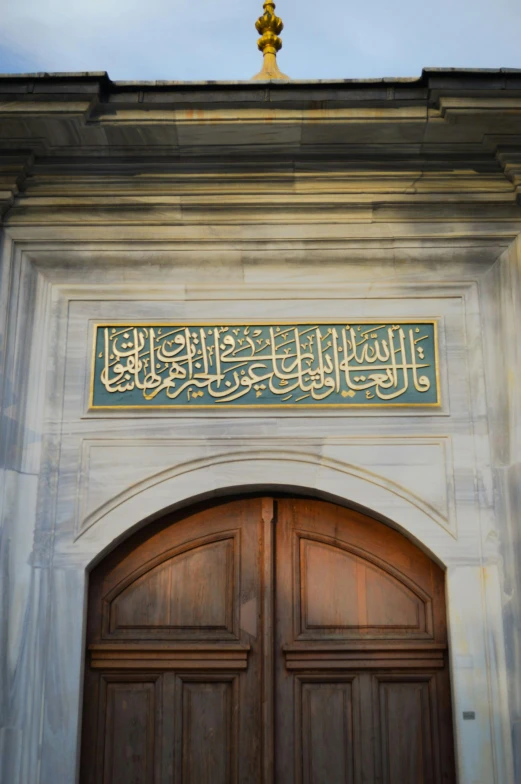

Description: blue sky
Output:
[0,0,520,82]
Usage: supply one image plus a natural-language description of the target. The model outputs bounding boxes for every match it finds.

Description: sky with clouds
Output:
[0,0,520,82]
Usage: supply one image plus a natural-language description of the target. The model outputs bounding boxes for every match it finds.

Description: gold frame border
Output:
[88,319,441,410]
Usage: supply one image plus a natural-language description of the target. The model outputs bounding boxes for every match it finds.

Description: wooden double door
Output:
[81,497,455,784]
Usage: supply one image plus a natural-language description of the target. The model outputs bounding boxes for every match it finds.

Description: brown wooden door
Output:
[81,496,455,784]
[81,498,271,784]
[274,498,455,784]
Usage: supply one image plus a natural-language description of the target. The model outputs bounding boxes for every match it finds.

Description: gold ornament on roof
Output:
[252,2,289,80]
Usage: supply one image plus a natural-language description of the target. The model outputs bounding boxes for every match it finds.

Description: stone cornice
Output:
[496,147,521,203]
[0,69,520,156]
[0,152,34,218]
[0,69,521,227]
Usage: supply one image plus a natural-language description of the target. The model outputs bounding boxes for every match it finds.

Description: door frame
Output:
[49,452,513,783]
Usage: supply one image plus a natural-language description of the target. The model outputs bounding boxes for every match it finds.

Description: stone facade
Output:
[1,69,521,782]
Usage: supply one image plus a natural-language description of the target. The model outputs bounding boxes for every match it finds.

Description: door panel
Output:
[298,677,357,784]
[81,495,455,784]
[176,676,238,784]
[101,677,158,784]
[109,536,235,636]
[374,675,438,784]
[299,537,427,636]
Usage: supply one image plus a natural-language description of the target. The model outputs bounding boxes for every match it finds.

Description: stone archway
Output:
[78,449,455,565]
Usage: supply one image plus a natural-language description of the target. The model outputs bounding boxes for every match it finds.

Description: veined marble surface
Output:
[1,85,521,780]
[0,242,516,783]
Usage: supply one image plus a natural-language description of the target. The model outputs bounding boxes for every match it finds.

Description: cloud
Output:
[0,0,519,81]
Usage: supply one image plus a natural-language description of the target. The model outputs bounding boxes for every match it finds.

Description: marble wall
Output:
[0,232,520,782]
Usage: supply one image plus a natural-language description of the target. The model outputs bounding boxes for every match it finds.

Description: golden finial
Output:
[252,2,289,80]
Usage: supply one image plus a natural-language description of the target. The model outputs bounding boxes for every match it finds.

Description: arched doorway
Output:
[80,496,455,783]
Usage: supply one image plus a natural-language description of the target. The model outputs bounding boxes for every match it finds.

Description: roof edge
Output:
[0,67,519,91]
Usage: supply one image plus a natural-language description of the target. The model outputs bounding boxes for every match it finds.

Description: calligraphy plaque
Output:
[90,322,440,409]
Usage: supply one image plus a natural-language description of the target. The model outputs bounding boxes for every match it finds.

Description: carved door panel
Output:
[274,498,455,784]
[81,497,272,784]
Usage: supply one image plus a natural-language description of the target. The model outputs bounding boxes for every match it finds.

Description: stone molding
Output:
[0,153,34,218]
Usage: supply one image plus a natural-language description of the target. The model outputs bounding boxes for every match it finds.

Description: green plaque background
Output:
[91,322,439,409]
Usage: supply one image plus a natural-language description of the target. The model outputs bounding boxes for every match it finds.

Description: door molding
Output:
[59,453,513,784]
[76,446,454,545]
[76,452,457,569]
[261,497,276,784]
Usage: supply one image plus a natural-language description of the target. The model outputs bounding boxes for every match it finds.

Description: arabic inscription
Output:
[91,322,439,408]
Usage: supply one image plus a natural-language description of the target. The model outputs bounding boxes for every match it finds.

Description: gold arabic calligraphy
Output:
[94,323,437,407]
